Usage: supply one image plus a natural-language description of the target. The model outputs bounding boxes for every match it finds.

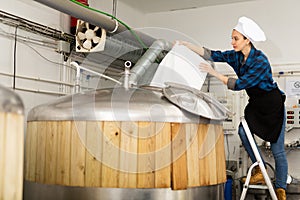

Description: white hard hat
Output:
[234,16,266,43]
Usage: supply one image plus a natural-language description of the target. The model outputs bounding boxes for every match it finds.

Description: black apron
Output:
[244,87,285,143]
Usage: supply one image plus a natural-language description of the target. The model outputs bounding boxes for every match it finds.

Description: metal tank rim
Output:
[27,86,226,124]
[0,84,24,115]
[24,180,225,200]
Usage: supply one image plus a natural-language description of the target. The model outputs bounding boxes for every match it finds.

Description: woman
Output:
[179,16,287,200]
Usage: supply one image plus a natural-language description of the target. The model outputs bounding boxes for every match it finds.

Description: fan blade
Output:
[94,26,99,31]
[79,20,85,26]
[85,22,89,29]
[92,36,101,44]
[83,40,92,50]
[85,29,94,40]
[77,32,86,40]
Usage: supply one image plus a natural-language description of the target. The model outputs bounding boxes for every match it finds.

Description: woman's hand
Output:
[199,62,216,75]
[199,62,229,85]
[176,40,190,46]
[173,40,190,48]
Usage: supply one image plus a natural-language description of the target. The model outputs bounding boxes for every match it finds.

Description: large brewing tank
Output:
[0,85,24,200]
[24,85,228,200]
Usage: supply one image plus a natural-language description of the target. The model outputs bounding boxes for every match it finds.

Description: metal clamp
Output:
[108,18,119,33]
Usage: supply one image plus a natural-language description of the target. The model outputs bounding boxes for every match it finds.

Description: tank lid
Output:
[162,82,232,121]
[0,85,24,114]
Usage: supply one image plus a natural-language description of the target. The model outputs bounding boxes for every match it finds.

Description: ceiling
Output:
[119,0,256,13]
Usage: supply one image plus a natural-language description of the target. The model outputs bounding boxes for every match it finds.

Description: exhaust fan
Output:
[75,20,106,52]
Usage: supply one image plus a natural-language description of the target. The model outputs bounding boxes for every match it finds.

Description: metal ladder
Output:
[239,117,278,200]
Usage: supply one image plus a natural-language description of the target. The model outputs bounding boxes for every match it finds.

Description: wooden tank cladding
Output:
[0,112,24,200]
[25,121,226,190]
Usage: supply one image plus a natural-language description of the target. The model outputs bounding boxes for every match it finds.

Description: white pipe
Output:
[14,87,68,96]
[272,62,300,67]
[13,85,95,96]
[74,62,81,93]
[59,53,67,93]
[123,61,131,90]
[0,71,73,86]
[70,62,122,86]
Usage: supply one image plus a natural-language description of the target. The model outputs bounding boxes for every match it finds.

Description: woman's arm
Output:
[178,41,205,57]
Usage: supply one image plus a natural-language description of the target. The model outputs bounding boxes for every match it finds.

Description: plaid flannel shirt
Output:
[207,46,277,91]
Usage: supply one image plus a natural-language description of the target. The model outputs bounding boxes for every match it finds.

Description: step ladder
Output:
[239,117,278,200]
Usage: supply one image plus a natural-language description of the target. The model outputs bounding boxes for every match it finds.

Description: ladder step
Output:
[248,185,269,190]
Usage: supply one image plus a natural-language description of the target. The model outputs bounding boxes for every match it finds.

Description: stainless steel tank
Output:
[0,85,24,200]
[24,85,228,200]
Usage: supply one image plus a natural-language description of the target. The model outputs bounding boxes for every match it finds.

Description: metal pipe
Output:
[14,87,68,96]
[33,0,124,33]
[0,72,74,86]
[101,36,144,61]
[129,39,172,86]
[72,36,146,75]
[112,0,118,18]
[33,0,155,46]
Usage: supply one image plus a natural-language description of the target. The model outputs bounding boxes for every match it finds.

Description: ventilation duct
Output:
[129,39,172,86]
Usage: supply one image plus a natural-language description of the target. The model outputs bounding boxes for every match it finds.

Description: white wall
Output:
[2,0,61,26]
[0,0,69,119]
[144,0,300,63]
[144,0,300,105]
[90,0,146,28]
